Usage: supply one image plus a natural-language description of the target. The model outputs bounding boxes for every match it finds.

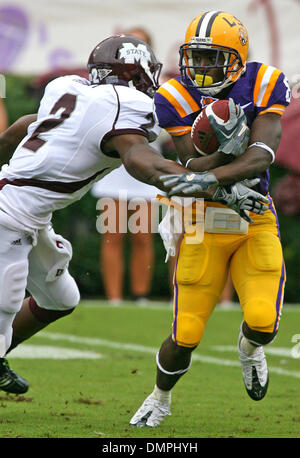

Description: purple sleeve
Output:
[256,71,290,116]
[154,91,183,128]
[268,72,290,107]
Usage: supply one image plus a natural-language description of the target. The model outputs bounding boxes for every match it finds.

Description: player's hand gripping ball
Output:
[191,99,250,157]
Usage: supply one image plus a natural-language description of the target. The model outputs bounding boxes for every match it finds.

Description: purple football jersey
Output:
[154,61,290,195]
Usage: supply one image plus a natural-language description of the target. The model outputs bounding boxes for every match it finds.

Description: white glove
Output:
[159,171,218,196]
[213,178,269,223]
[207,98,250,157]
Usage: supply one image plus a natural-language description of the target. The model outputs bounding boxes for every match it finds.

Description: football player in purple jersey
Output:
[130,11,290,427]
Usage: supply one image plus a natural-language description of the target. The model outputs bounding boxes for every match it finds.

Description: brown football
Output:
[191,100,231,155]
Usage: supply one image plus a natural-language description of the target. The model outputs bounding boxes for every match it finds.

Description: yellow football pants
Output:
[172,200,285,348]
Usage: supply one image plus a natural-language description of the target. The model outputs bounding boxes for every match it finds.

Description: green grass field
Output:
[0,300,299,439]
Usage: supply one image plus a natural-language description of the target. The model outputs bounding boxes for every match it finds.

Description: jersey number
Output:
[140,112,156,131]
[23,93,77,152]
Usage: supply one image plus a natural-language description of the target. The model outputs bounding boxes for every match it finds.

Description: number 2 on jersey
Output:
[23,93,77,152]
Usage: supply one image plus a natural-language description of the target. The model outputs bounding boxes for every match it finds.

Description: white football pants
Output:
[0,213,80,356]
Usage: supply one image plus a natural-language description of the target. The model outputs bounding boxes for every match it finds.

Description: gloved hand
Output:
[159,171,218,196]
[207,98,250,157]
[212,178,269,223]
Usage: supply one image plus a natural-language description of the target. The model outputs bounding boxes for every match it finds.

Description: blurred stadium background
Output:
[1,0,300,303]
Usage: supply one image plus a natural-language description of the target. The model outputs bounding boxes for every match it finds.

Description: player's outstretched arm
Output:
[104,133,215,198]
[0,114,37,166]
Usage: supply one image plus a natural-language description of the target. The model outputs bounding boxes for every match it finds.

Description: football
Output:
[191,99,231,155]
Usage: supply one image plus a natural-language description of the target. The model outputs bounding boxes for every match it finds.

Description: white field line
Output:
[9,344,103,359]
[40,331,159,354]
[38,331,300,379]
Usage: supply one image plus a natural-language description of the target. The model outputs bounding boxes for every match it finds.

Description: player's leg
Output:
[129,200,154,302]
[100,199,125,304]
[0,225,33,394]
[130,232,230,426]
[7,227,80,352]
[130,232,153,301]
[231,229,284,400]
[8,277,79,352]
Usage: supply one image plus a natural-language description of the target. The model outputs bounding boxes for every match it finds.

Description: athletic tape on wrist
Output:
[248,142,275,163]
[156,351,192,375]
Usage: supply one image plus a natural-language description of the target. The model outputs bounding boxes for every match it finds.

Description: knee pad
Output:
[28,271,80,312]
[0,262,28,314]
[244,298,276,331]
[53,274,80,310]
[174,312,205,347]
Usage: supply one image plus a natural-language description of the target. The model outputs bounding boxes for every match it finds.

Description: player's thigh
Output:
[231,231,284,332]
[173,234,230,347]
[0,226,32,314]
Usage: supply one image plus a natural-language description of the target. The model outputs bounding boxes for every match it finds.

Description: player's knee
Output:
[0,262,28,314]
[48,274,80,311]
[175,313,205,347]
[242,321,277,346]
[244,298,276,331]
[58,279,80,310]
[29,295,77,324]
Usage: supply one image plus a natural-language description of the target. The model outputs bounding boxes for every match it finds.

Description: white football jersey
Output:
[0,75,161,230]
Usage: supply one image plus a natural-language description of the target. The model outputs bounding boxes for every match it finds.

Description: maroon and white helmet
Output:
[87,35,162,98]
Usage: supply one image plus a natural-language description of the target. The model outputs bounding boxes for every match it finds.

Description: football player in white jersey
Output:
[0,35,268,394]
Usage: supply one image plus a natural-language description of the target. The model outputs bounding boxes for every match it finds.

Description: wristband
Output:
[185,157,196,168]
[248,142,275,163]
